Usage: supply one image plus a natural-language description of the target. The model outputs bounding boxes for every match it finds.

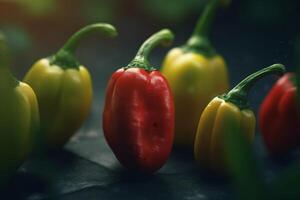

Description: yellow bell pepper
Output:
[161,0,229,148]
[24,23,117,149]
[0,34,39,184]
[194,64,285,173]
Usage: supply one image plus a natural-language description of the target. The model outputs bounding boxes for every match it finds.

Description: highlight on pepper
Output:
[23,23,117,149]
[259,72,300,155]
[194,64,285,173]
[161,0,230,149]
[0,33,39,185]
[103,29,175,174]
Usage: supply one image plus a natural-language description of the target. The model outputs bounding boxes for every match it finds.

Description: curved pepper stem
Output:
[221,64,286,109]
[0,33,18,86]
[184,0,221,56]
[127,29,174,71]
[50,23,117,69]
[192,0,219,38]
[60,23,117,53]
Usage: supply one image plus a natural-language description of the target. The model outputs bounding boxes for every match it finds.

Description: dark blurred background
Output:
[0,0,299,111]
[1,1,300,199]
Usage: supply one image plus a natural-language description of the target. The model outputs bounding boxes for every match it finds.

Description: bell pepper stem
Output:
[222,64,285,109]
[50,23,117,69]
[59,23,117,54]
[127,29,174,71]
[192,0,219,39]
[184,0,220,56]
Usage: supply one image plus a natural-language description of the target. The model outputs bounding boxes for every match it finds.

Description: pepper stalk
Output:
[221,64,286,109]
[49,23,117,69]
[184,0,222,56]
[127,29,174,71]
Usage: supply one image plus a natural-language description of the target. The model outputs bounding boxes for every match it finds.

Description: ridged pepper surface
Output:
[259,73,300,155]
[0,34,39,184]
[194,64,285,173]
[24,23,117,149]
[161,0,229,148]
[103,29,175,174]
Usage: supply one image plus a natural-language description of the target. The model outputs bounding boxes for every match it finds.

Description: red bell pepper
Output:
[259,73,300,155]
[103,29,175,173]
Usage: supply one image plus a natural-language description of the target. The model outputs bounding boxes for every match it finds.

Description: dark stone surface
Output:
[1,119,298,200]
[1,130,234,200]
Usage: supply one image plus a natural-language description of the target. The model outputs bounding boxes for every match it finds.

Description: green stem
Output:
[221,64,285,109]
[184,0,220,56]
[192,0,219,38]
[60,23,117,53]
[127,29,174,71]
[50,23,117,69]
[0,33,18,86]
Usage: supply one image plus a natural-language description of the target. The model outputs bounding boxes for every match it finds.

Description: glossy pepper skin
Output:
[161,0,229,148]
[0,34,39,184]
[259,73,300,155]
[24,23,117,149]
[194,64,285,173]
[103,29,175,174]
